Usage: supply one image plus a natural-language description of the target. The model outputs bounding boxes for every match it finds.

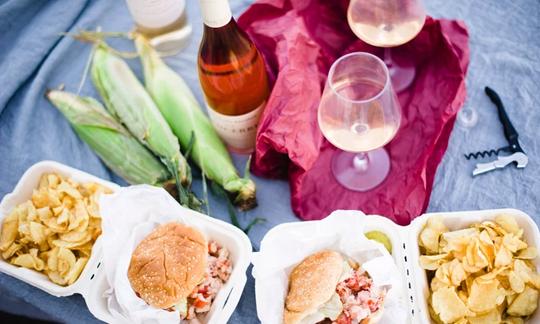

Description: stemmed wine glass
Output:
[318,52,401,191]
[347,0,426,92]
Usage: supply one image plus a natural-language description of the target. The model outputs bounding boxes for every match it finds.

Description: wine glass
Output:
[318,52,401,191]
[347,0,426,92]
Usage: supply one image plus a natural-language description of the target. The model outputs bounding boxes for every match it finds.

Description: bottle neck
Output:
[199,0,233,28]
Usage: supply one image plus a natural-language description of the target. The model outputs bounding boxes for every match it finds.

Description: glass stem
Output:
[353,153,369,172]
[383,48,393,68]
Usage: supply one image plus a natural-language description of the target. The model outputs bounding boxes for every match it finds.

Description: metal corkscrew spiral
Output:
[464,147,510,160]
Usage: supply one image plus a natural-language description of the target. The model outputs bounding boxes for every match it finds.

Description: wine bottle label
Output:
[206,103,264,152]
[198,0,232,28]
[126,0,186,29]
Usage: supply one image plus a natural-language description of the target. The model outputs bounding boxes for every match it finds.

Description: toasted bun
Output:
[283,250,343,324]
[128,222,207,309]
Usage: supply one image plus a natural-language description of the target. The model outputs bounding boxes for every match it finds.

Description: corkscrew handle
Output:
[484,87,523,153]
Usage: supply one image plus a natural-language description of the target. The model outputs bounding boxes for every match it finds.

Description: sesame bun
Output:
[283,250,344,324]
[127,222,207,309]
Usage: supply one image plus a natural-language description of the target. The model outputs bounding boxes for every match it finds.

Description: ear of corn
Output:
[46,90,172,186]
[91,45,196,207]
[135,35,257,211]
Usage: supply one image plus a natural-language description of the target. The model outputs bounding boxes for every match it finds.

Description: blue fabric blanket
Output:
[0,0,539,322]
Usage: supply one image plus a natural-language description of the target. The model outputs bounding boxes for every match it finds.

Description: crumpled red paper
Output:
[238,0,469,225]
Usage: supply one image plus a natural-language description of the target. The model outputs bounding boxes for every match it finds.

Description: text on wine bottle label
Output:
[206,102,265,152]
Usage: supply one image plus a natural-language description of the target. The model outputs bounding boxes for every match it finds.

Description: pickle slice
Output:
[365,230,392,253]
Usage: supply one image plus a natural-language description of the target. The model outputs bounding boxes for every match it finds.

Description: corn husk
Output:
[90,45,196,206]
[135,35,257,210]
[46,90,171,186]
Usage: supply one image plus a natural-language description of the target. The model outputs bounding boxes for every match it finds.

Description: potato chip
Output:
[516,247,537,260]
[509,270,526,293]
[29,221,48,245]
[0,212,18,251]
[65,257,88,285]
[441,228,477,244]
[481,220,511,238]
[507,285,539,316]
[32,187,61,209]
[56,208,70,228]
[68,200,89,232]
[448,259,467,286]
[442,235,471,260]
[47,271,67,285]
[57,181,83,200]
[12,249,45,271]
[420,253,449,270]
[495,244,513,268]
[86,195,101,219]
[52,206,63,217]
[503,234,528,253]
[467,277,505,313]
[419,217,448,254]
[431,277,450,292]
[495,214,520,235]
[2,243,22,260]
[432,286,472,323]
[467,308,501,324]
[71,215,89,234]
[52,234,92,249]
[59,230,90,243]
[47,174,60,188]
[435,259,467,288]
[478,230,496,268]
[0,172,110,286]
[463,238,490,273]
[55,247,76,276]
[514,259,532,283]
[23,201,38,222]
[72,242,93,258]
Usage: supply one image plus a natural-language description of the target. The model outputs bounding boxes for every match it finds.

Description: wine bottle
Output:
[197,0,270,154]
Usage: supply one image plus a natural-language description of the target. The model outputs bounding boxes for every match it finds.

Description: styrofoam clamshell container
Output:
[0,161,253,324]
[255,209,540,324]
[0,160,120,297]
[85,199,253,324]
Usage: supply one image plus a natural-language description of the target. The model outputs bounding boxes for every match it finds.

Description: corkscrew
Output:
[464,87,528,176]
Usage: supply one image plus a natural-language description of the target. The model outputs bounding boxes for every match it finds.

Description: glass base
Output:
[384,48,416,93]
[388,61,416,93]
[457,107,479,128]
[331,148,390,192]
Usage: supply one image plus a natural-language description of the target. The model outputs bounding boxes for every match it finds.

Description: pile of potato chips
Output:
[419,214,540,324]
[0,173,111,286]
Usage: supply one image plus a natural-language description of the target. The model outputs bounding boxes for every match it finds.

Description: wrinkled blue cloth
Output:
[0,0,539,323]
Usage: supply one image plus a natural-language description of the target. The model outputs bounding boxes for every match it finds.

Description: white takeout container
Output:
[254,208,540,324]
[0,161,253,324]
[0,160,120,297]
[87,186,253,324]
